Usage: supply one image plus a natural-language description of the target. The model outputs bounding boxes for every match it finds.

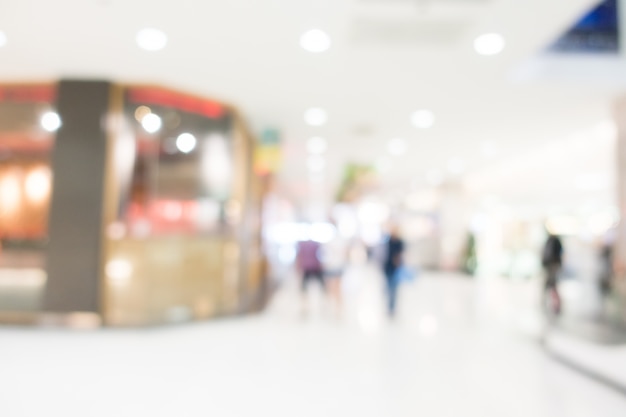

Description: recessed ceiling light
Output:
[0,31,7,48]
[300,29,331,53]
[141,113,162,133]
[474,33,505,56]
[387,138,407,156]
[176,133,197,153]
[411,110,435,129]
[304,108,328,126]
[136,28,168,51]
[40,111,62,132]
[307,136,328,154]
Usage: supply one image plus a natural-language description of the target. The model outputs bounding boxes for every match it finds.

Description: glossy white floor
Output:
[1,265,625,417]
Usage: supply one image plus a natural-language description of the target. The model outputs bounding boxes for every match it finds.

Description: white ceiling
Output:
[0,0,619,201]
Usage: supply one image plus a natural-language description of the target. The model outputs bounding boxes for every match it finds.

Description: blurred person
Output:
[598,228,617,302]
[296,238,325,314]
[598,242,614,300]
[462,232,478,276]
[383,226,405,318]
[321,233,350,315]
[541,232,563,315]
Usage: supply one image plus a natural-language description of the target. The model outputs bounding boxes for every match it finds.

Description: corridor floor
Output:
[1,266,625,417]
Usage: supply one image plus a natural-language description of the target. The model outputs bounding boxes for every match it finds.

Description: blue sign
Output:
[550,0,619,53]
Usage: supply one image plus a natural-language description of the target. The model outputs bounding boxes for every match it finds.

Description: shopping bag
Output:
[394,265,416,284]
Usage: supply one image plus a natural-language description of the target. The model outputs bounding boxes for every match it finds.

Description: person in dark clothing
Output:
[296,239,325,293]
[541,233,563,315]
[598,243,614,298]
[296,238,325,316]
[383,227,405,317]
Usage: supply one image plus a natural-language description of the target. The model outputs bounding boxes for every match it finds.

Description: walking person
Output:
[598,243,614,300]
[296,238,325,315]
[541,232,563,316]
[322,233,349,316]
[383,226,405,318]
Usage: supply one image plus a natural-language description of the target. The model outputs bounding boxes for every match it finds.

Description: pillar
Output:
[43,80,112,314]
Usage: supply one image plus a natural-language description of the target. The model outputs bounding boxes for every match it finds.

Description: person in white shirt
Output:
[322,233,350,314]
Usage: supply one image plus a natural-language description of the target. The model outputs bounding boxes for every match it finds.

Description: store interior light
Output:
[411,110,435,129]
[176,132,197,153]
[106,259,133,283]
[0,31,6,48]
[136,28,168,51]
[474,33,506,56]
[141,113,162,133]
[134,106,151,122]
[41,111,62,132]
[300,29,331,53]
[0,173,20,214]
[25,167,51,204]
[304,108,328,126]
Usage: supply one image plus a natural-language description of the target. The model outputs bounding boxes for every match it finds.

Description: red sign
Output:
[0,85,56,103]
[127,87,225,119]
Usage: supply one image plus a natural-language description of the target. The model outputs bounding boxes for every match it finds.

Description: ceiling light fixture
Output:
[176,133,197,153]
[300,29,331,53]
[474,33,505,56]
[40,111,62,132]
[411,110,435,129]
[304,107,328,126]
[307,136,328,154]
[136,28,168,51]
[0,31,7,48]
[141,113,162,133]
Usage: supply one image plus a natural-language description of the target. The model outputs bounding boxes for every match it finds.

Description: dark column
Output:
[43,80,111,313]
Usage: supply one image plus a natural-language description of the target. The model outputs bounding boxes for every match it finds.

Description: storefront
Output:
[0,81,267,327]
